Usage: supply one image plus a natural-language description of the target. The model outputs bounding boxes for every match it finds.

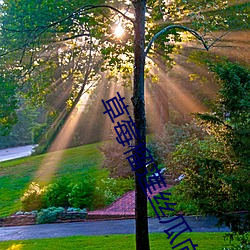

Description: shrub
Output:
[98,140,133,178]
[114,177,134,197]
[92,179,116,209]
[36,206,64,224]
[43,177,71,208]
[21,182,45,211]
[92,177,134,209]
[223,232,250,250]
[68,180,94,209]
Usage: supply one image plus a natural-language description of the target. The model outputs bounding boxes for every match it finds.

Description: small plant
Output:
[21,182,45,211]
[36,206,64,224]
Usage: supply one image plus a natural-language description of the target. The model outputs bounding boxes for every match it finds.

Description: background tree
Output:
[0,74,18,136]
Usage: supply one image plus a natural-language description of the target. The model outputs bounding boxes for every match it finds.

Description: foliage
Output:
[147,122,206,166]
[98,139,133,178]
[68,179,94,209]
[208,2,250,30]
[43,177,71,208]
[20,171,133,212]
[223,232,250,250]
[20,182,45,212]
[167,61,250,232]
[0,0,242,135]
[36,206,64,224]
[113,177,135,197]
[147,186,200,218]
[0,104,45,148]
[67,207,86,213]
[92,178,119,208]
[0,75,18,136]
[92,177,134,209]
[24,178,94,211]
[32,123,48,144]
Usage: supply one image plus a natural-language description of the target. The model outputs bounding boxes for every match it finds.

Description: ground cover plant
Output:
[0,233,233,250]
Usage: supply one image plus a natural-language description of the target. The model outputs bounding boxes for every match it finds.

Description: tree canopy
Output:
[1,0,248,134]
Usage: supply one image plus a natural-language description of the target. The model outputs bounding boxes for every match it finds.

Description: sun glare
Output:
[114,24,124,38]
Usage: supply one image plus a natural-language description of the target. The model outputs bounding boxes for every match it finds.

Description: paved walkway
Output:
[0,216,230,241]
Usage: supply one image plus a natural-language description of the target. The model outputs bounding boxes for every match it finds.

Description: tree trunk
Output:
[132,1,150,250]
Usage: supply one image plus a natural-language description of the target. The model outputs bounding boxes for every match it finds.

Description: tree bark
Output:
[132,1,150,250]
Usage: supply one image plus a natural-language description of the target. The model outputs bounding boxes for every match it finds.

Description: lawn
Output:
[0,233,231,250]
[0,142,106,217]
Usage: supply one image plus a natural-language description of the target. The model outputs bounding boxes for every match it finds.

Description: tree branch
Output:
[205,30,230,49]
[0,4,134,57]
[145,25,210,56]
[82,5,134,23]
[36,4,134,31]
[1,4,134,33]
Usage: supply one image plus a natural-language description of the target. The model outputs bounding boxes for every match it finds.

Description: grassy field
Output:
[0,233,231,250]
[0,142,105,217]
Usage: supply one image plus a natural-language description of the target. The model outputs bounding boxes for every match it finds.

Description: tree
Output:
[168,61,250,233]
[0,1,246,249]
[0,73,18,136]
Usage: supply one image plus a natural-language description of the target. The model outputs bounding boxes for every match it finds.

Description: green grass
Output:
[0,142,105,217]
[0,233,231,250]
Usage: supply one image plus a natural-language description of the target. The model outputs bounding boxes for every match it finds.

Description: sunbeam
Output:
[35,92,90,184]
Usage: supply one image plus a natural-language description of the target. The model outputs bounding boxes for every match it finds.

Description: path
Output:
[0,145,37,162]
[0,216,230,241]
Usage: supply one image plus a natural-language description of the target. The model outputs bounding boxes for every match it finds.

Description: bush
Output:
[223,232,250,250]
[98,140,133,178]
[68,180,94,209]
[43,177,71,208]
[114,177,134,196]
[21,176,132,212]
[36,206,64,224]
[92,177,134,209]
[21,182,45,211]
